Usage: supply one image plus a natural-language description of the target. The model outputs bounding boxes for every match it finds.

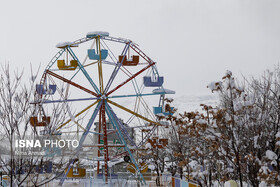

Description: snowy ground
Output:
[172,93,219,113]
[116,93,219,118]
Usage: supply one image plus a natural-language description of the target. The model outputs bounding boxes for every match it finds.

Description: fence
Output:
[172,177,200,187]
[1,174,200,186]
[52,174,172,186]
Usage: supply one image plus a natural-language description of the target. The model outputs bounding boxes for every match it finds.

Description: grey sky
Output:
[0,0,279,96]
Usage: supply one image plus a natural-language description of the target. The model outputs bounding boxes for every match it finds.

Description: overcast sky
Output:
[0,0,279,96]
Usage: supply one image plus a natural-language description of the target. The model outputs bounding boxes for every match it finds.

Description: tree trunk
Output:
[10,133,13,187]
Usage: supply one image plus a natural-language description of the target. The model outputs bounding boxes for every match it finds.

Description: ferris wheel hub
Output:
[100,94,107,100]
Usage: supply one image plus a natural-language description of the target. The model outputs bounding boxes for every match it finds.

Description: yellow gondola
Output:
[57,60,78,70]
[65,168,86,178]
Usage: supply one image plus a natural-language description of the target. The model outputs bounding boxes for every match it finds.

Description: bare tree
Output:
[0,64,68,187]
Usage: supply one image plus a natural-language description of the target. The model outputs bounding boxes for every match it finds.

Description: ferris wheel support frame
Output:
[58,101,102,186]
[105,101,146,185]
[38,33,166,186]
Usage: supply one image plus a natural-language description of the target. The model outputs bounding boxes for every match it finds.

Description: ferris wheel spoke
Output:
[107,99,159,126]
[56,100,100,130]
[101,39,118,63]
[46,70,99,97]
[40,97,99,104]
[108,92,163,99]
[96,36,105,93]
[65,41,96,81]
[67,47,101,94]
[104,43,130,93]
[107,62,155,96]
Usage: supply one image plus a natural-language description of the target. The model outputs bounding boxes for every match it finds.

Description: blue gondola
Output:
[143,76,164,87]
[36,84,56,95]
[88,49,108,60]
[153,106,174,116]
[152,88,175,116]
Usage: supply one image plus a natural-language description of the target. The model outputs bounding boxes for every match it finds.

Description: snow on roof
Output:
[86,31,109,38]
[152,88,175,94]
[56,42,79,49]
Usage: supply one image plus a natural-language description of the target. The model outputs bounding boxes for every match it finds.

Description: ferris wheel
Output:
[31,31,175,185]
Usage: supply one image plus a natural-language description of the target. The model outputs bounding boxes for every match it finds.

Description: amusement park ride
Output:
[30,31,175,185]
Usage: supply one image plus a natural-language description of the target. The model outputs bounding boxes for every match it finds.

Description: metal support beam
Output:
[138,125,157,147]
[129,43,153,64]
[46,70,98,97]
[108,92,164,99]
[45,48,65,70]
[102,36,131,44]
[130,43,161,78]
[67,47,101,94]
[56,100,99,130]
[104,43,130,93]
[100,101,109,183]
